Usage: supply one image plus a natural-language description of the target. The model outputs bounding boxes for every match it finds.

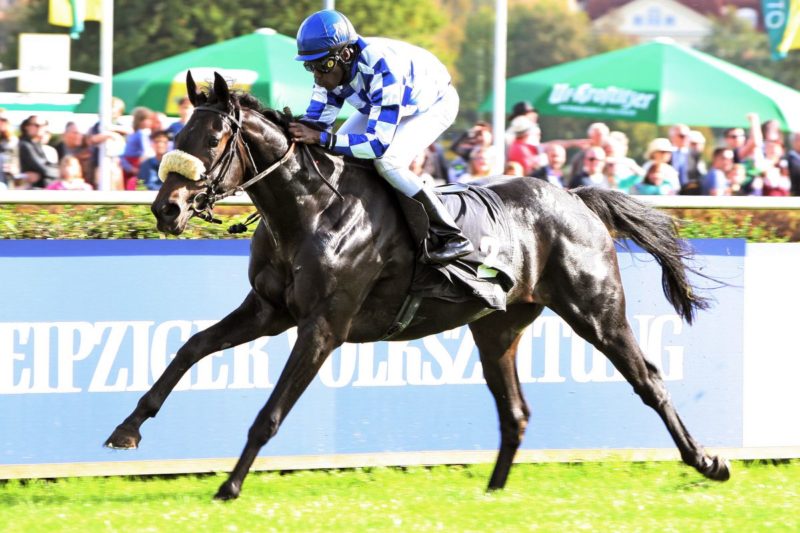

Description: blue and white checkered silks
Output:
[305,37,453,155]
[303,37,457,196]
[336,85,458,196]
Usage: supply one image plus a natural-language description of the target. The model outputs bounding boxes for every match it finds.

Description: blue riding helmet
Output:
[295,10,358,61]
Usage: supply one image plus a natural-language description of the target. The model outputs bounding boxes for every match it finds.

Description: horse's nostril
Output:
[159,202,180,220]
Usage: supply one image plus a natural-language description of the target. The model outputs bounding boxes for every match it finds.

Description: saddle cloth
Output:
[397,183,515,311]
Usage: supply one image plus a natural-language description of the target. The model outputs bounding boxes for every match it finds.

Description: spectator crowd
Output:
[0,96,193,192]
[2,97,800,198]
[413,102,800,198]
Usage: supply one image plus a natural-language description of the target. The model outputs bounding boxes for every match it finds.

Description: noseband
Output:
[160,105,296,223]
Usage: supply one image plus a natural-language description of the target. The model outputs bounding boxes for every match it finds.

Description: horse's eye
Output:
[209,137,220,148]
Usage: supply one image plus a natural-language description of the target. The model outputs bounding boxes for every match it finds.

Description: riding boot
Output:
[412,188,474,264]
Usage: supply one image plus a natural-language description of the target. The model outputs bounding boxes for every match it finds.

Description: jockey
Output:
[287,9,474,264]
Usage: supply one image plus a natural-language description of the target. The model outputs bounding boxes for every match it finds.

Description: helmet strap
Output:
[338,45,358,83]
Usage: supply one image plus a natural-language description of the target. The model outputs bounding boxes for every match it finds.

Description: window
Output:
[647,6,662,26]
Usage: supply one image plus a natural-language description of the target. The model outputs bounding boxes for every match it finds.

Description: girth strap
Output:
[379,294,423,341]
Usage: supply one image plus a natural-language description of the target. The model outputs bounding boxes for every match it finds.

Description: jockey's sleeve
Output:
[303,85,345,131]
[324,61,403,159]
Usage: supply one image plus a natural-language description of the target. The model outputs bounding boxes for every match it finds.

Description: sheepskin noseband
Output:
[158,150,206,182]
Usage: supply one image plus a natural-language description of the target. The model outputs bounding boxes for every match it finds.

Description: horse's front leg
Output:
[105,291,291,449]
[215,315,342,500]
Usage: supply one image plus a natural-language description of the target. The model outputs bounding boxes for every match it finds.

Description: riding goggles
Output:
[303,55,339,74]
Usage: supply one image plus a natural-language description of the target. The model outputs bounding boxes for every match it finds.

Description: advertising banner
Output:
[544,83,658,120]
[0,239,745,476]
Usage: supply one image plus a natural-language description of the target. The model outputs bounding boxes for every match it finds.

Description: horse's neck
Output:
[245,143,394,244]
[244,145,340,238]
[239,113,395,238]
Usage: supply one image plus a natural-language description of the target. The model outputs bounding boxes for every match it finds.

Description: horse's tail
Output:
[573,186,710,324]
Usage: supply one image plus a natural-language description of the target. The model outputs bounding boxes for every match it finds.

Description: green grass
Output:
[1,460,798,532]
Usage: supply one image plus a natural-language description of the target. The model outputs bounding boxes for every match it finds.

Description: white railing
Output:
[2,189,800,209]
[0,190,251,205]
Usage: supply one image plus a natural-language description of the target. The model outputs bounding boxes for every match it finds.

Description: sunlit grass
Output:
[1,460,798,532]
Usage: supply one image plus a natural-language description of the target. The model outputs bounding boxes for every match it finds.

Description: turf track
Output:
[1,460,797,532]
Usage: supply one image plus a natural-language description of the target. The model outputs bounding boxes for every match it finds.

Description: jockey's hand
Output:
[288,122,322,145]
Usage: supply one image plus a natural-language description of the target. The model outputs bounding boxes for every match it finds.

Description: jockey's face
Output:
[313,63,346,91]
[308,47,353,91]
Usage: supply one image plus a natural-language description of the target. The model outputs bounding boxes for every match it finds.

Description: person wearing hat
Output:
[286,10,473,264]
[642,137,679,192]
[506,116,544,176]
[504,101,538,148]
[18,115,60,189]
[508,100,538,124]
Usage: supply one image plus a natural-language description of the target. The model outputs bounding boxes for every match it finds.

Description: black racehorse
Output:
[105,72,730,500]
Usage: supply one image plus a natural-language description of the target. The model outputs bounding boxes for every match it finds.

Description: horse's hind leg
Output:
[548,287,730,482]
[105,291,291,449]
[469,304,544,490]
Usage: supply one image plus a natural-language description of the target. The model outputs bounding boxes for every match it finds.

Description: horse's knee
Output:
[632,379,670,411]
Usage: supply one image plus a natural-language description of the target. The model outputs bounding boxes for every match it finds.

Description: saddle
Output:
[384,183,515,338]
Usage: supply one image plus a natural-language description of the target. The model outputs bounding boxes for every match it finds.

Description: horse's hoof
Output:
[699,455,731,482]
[214,480,241,501]
[104,425,141,449]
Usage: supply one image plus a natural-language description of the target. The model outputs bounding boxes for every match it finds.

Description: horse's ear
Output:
[213,71,231,107]
[186,70,199,107]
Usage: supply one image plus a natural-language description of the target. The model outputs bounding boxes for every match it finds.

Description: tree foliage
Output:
[454,0,631,132]
[700,9,800,91]
[0,0,448,93]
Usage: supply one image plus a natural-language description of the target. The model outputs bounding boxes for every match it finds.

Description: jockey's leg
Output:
[366,86,472,263]
[408,186,474,263]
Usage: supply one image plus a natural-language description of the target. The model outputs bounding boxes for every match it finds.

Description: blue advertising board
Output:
[0,239,744,475]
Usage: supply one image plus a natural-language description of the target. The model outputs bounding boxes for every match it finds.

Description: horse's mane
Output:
[200,82,296,132]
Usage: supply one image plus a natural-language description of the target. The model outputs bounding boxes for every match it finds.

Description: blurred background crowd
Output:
[0,97,190,191]
[1,99,799,196]
[435,102,799,196]
[2,1,799,196]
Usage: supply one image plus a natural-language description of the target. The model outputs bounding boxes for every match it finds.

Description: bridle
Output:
[187,104,296,223]
[183,104,342,224]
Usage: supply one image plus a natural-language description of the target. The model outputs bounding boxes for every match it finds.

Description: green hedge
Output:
[0,205,252,239]
[676,212,788,242]
[0,204,789,242]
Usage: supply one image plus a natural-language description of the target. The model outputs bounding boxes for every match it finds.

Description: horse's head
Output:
[151,71,292,235]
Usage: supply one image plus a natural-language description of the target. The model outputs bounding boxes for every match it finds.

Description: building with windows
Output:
[584,0,762,47]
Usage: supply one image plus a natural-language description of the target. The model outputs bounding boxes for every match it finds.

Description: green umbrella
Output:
[76,29,344,117]
[481,39,800,130]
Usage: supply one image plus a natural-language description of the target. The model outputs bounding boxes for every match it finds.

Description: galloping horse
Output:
[105,72,730,500]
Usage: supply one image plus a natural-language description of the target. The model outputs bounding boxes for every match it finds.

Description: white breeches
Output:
[336,84,459,196]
